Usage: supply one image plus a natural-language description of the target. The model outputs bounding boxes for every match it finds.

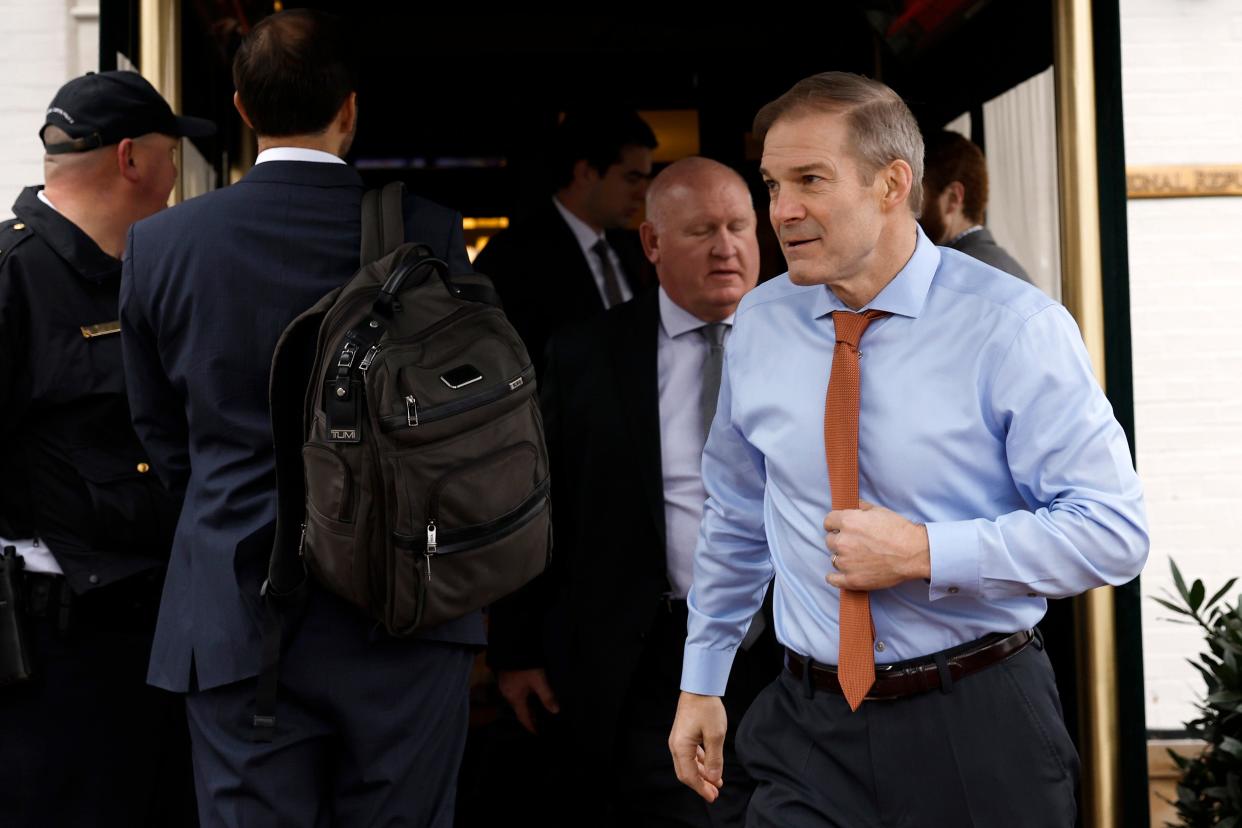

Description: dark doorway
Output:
[100,3,1114,825]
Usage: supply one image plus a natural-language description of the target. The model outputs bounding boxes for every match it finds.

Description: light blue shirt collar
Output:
[810,224,940,321]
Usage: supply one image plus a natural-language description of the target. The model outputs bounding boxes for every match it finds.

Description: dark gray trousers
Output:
[610,602,759,828]
[184,587,474,828]
[736,641,1078,828]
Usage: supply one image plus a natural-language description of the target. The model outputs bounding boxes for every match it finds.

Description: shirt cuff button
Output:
[947,586,960,594]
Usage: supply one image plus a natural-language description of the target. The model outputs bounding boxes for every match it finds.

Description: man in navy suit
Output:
[120,10,481,826]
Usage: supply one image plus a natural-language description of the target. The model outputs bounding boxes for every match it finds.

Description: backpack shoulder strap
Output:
[360,181,407,267]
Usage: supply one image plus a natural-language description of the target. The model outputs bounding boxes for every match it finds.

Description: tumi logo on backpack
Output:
[256,182,551,740]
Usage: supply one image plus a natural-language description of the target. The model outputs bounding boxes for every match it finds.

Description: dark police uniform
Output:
[0,186,194,827]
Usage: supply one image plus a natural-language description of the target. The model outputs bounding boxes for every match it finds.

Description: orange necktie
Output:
[825,309,888,711]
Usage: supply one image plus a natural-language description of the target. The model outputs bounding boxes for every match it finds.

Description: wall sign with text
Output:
[1126,165,1242,199]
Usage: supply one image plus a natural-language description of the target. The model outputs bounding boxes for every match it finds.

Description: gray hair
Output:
[753,72,924,210]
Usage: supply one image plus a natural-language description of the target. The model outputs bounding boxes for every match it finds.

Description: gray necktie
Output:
[696,321,765,648]
[591,238,625,308]
[698,323,728,441]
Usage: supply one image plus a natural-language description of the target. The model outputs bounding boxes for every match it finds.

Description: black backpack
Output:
[255,183,550,736]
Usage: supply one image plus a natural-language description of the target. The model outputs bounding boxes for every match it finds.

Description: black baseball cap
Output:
[40,70,216,154]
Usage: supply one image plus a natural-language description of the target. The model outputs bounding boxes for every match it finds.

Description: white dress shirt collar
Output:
[949,224,985,246]
[254,147,346,166]
[551,196,605,256]
[551,197,634,308]
[658,286,735,338]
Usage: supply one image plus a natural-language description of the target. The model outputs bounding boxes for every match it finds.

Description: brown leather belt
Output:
[785,629,1035,700]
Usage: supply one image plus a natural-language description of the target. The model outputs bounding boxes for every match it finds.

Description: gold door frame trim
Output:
[1054,2,1119,827]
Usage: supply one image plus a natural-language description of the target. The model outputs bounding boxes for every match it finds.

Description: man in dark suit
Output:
[120,11,481,826]
[490,158,781,827]
[919,130,1032,283]
[472,109,657,368]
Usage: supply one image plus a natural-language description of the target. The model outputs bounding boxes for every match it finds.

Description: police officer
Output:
[0,71,214,827]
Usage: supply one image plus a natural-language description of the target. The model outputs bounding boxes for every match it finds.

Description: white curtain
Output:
[982,67,1062,300]
[181,138,217,201]
[943,111,971,140]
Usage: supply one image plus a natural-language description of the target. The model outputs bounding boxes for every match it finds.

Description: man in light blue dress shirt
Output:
[668,73,1148,827]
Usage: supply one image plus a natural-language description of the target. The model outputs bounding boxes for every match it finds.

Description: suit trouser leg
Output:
[184,587,474,828]
[186,676,334,828]
[611,604,756,828]
[736,641,1079,828]
[329,640,473,827]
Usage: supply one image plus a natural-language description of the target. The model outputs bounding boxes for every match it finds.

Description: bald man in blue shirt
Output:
[668,73,1148,828]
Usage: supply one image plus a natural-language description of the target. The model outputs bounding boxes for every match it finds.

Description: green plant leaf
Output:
[1206,578,1239,611]
[1221,736,1242,757]
[1209,691,1242,708]
[1154,596,1193,616]
[1191,579,1206,612]
[1172,559,1190,602]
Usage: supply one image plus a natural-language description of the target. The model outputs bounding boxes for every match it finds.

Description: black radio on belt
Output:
[0,546,34,687]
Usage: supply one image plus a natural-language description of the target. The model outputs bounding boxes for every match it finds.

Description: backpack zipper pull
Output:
[406,394,419,427]
[425,520,437,581]
[297,521,307,557]
[358,344,381,374]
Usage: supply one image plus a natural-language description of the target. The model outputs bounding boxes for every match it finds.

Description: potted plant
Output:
[1155,560,1242,827]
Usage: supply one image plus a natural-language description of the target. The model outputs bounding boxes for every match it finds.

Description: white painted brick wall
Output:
[1122,0,1242,731]
[0,2,98,220]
